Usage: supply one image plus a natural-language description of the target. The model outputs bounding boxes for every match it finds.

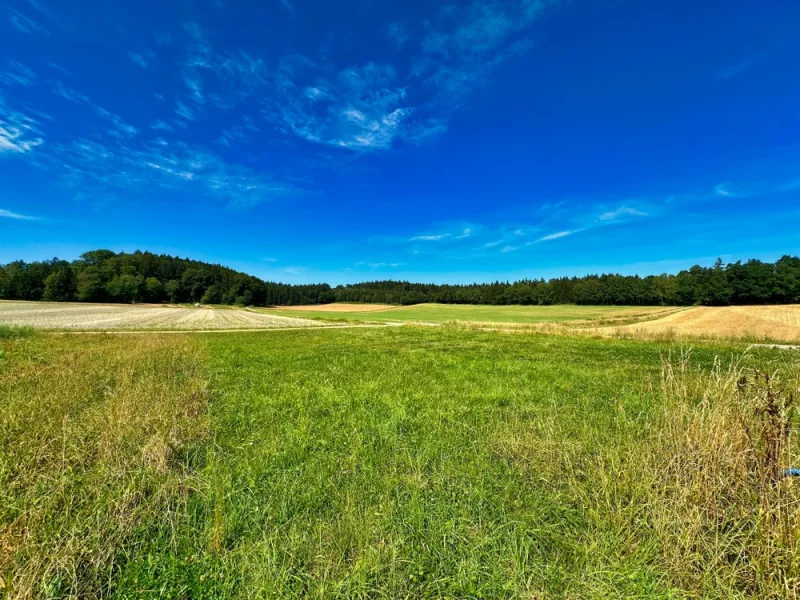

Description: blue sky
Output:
[1,0,799,284]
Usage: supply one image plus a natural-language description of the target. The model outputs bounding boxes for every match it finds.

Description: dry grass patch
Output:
[646,352,800,595]
[495,348,800,598]
[0,333,210,598]
[597,305,800,343]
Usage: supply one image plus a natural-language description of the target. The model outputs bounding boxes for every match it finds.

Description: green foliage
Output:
[0,265,7,298]
[0,324,36,339]
[42,267,76,302]
[164,279,181,303]
[106,274,144,303]
[76,266,105,302]
[332,255,800,307]
[1,251,800,307]
[200,284,222,305]
[143,277,165,303]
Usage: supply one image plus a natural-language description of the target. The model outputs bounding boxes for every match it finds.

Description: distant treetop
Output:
[1,251,799,307]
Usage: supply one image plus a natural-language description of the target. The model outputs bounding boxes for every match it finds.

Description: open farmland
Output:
[5,301,800,342]
[599,305,800,343]
[263,302,673,324]
[0,301,324,330]
[277,302,396,313]
[2,325,799,598]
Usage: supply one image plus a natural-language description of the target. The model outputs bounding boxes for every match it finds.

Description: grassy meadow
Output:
[260,302,673,324]
[2,321,800,598]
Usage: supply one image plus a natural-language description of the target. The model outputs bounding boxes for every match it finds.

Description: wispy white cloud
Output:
[710,178,800,199]
[0,123,43,153]
[266,0,560,152]
[46,61,69,77]
[0,60,37,87]
[175,22,269,121]
[279,0,295,12]
[128,50,155,69]
[598,206,648,221]
[408,0,558,130]
[270,58,413,151]
[412,233,450,241]
[24,0,66,29]
[217,116,260,146]
[51,80,89,103]
[0,208,39,220]
[392,197,652,258]
[144,160,195,180]
[713,181,747,198]
[714,182,732,197]
[175,101,196,122]
[356,261,404,268]
[535,229,579,243]
[51,81,138,137]
[0,99,44,154]
[8,0,64,34]
[8,7,47,35]
[151,119,174,131]
[528,201,648,242]
[51,137,301,207]
[94,106,138,138]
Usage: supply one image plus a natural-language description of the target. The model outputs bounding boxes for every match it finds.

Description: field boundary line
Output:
[45,323,408,335]
[747,343,800,351]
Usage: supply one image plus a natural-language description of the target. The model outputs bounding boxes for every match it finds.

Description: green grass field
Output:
[2,324,799,598]
[260,303,672,324]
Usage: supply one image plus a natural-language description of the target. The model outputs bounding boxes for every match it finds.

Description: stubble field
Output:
[597,304,800,343]
[0,301,323,330]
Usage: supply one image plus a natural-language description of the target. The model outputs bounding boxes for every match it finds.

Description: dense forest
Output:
[1,250,799,307]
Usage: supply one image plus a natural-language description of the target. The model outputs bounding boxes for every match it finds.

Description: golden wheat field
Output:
[0,301,324,330]
[600,305,800,342]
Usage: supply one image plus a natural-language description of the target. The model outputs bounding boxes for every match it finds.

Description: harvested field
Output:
[599,305,800,342]
[277,302,396,312]
[0,301,324,330]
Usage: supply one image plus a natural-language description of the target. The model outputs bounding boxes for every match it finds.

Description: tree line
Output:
[1,250,799,307]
